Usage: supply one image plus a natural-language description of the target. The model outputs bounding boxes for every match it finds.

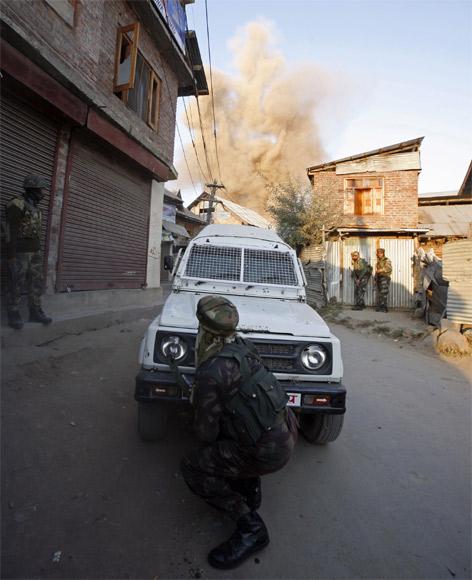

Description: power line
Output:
[204,0,223,183]
[176,123,198,198]
[183,97,210,184]
[158,52,200,198]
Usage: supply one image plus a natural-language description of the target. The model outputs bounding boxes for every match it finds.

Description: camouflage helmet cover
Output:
[23,174,48,190]
[196,295,239,335]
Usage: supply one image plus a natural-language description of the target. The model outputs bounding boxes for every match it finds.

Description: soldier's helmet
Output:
[23,174,48,190]
[196,295,239,335]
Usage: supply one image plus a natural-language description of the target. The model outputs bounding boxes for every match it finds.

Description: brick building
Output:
[0,0,207,309]
[305,138,427,308]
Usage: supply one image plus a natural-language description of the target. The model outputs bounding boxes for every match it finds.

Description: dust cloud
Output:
[177,21,337,215]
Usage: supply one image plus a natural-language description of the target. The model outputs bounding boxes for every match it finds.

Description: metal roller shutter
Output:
[57,136,151,291]
[0,91,58,287]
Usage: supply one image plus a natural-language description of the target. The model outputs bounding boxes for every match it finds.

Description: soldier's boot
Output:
[229,477,262,511]
[351,305,362,310]
[208,511,269,570]
[7,310,24,330]
[29,307,52,325]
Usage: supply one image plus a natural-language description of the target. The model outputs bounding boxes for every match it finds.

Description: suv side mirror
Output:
[163,255,174,271]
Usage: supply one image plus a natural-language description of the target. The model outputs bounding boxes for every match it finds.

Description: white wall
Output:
[146,180,164,288]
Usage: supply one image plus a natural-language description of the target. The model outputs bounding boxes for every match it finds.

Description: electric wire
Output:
[183,97,210,184]
[159,54,199,198]
[176,122,199,198]
[204,0,223,183]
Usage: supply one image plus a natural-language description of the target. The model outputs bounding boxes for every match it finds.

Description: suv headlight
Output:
[300,344,327,371]
[161,335,188,361]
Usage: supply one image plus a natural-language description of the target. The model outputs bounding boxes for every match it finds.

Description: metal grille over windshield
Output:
[243,249,298,286]
[185,245,242,281]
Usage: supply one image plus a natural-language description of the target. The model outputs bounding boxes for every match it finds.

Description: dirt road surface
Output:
[2,310,471,579]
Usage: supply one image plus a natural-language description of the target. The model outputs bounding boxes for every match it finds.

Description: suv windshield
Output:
[184,244,299,286]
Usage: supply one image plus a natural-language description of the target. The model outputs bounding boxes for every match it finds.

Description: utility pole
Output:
[204,180,225,224]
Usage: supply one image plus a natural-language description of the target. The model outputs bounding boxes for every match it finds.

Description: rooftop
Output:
[307,137,424,173]
[418,204,472,238]
[188,193,272,228]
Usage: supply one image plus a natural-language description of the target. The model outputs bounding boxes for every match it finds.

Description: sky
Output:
[174,0,472,204]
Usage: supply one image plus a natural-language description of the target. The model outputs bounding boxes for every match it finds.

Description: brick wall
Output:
[312,168,419,229]
[1,0,178,166]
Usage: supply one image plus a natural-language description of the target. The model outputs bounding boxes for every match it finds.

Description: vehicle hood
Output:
[159,292,331,338]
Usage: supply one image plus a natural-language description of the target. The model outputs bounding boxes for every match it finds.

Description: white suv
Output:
[135,224,346,444]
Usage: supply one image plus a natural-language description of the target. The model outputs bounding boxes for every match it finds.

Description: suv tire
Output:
[300,413,344,444]
[138,402,168,441]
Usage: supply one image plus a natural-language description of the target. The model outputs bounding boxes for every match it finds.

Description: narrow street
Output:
[2,310,471,580]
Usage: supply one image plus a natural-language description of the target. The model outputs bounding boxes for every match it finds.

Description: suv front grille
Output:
[253,343,296,356]
[262,357,296,372]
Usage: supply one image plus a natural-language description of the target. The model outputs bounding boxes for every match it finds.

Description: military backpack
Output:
[217,337,289,444]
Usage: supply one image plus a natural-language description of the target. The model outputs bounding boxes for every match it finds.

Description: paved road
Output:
[2,312,471,579]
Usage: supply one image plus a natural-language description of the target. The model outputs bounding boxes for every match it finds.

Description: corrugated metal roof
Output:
[214,196,272,229]
[162,219,190,238]
[418,205,472,237]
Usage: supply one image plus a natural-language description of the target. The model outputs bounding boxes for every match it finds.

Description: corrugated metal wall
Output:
[326,237,416,308]
[442,240,472,324]
[57,136,151,291]
[379,238,416,309]
[326,241,341,302]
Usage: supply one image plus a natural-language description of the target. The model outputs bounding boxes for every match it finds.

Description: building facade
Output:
[0,0,206,303]
[306,138,426,308]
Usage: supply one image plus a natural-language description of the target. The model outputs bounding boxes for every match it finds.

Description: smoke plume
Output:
[178,21,334,215]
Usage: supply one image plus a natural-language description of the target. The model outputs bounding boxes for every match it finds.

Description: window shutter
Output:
[113,22,140,93]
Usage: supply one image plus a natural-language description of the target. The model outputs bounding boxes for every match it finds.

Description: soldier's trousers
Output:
[354,276,370,307]
[376,275,391,308]
[181,424,297,520]
[7,251,44,312]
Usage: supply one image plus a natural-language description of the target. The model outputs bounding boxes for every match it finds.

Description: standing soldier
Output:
[351,251,372,310]
[375,248,392,312]
[180,295,298,569]
[5,174,52,329]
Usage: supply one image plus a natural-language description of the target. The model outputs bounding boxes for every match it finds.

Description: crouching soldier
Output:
[5,174,52,329]
[181,295,298,569]
[375,248,392,312]
[351,251,372,310]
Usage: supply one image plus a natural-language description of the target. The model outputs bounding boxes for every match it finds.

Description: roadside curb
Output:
[1,304,163,349]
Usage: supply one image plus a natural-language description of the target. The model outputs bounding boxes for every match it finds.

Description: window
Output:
[344,177,384,216]
[185,246,242,281]
[243,250,298,286]
[114,23,140,92]
[114,23,161,130]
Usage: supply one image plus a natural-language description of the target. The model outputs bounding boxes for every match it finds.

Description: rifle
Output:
[166,355,194,400]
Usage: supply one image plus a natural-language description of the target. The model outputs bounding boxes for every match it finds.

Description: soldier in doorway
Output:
[181,295,298,569]
[351,251,372,310]
[5,174,52,329]
[375,248,392,312]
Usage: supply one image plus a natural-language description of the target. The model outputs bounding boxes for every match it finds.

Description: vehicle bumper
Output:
[135,369,346,414]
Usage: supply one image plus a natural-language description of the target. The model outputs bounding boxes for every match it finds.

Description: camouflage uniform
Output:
[181,346,298,520]
[351,257,372,308]
[5,195,44,313]
[375,253,392,311]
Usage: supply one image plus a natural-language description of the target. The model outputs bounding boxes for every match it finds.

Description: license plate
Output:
[287,393,301,407]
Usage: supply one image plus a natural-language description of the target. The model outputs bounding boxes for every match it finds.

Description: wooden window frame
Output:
[344,177,384,216]
[114,22,140,93]
[147,71,161,131]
